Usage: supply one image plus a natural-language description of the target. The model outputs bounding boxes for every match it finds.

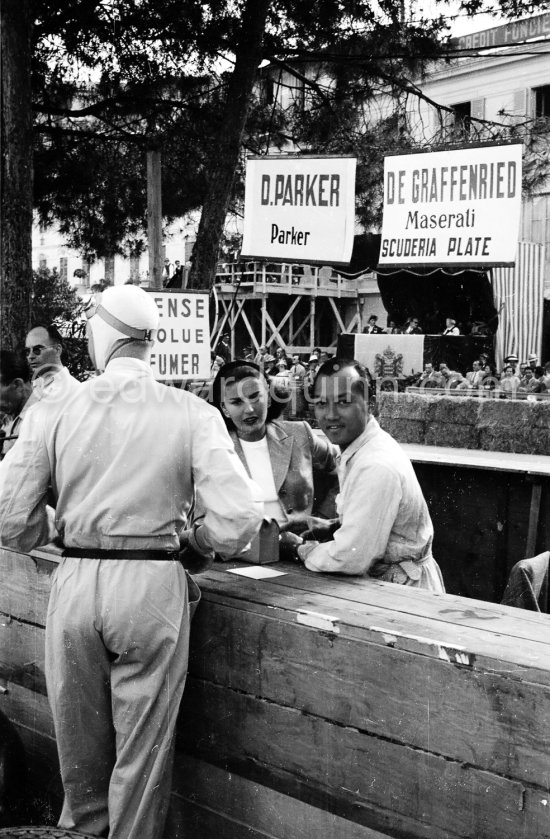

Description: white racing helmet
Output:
[87,285,159,371]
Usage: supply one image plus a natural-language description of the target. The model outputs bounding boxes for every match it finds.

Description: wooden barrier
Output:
[1,547,550,839]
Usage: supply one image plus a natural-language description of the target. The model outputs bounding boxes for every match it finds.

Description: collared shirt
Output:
[31,365,80,399]
[466,369,485,387]
[301,417,434,576]
[1,367,81,459]
[0,357,263,555]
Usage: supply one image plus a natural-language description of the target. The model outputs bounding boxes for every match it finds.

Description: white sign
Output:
[241,155,357,265]
[379,143,522,266]
[149,290,210,381]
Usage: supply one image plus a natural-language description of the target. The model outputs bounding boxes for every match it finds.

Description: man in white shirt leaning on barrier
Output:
[0,285,263,839]
[293,358,445,592]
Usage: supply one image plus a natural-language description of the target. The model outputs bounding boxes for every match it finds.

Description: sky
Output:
[414,1,511,36]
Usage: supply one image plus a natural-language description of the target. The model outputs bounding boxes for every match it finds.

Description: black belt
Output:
[63,548,180,561]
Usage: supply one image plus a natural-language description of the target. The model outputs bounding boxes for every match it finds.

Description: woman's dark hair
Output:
[211,359,287,431]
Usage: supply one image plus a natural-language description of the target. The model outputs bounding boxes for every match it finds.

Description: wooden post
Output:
[357,292,364,332]
[261,296,267,348]
[147,149,163,290]
[309,297,316,350]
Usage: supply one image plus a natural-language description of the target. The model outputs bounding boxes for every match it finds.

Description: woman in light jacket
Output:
[211,360,338,537]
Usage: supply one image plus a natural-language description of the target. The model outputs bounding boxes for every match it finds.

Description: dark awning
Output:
[334,233,498,335]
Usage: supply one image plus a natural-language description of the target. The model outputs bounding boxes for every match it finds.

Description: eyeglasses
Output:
[25,345,49,357]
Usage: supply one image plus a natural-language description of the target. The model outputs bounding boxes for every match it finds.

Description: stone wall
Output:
[378,392,550,454]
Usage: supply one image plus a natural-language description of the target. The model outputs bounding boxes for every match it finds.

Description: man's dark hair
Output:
[28,323,64,348]
[368,314,378,321]
[0,350,29,385]
[312,357,369,398]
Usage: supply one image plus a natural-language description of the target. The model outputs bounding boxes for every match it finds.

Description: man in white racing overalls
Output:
[0,285,263,838]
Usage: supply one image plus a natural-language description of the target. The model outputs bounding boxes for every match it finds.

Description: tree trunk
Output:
[187,0,271,290]
[147,148,164,289]
[0,0,34,348]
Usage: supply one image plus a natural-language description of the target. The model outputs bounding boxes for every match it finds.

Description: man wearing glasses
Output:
[25,324,78,388]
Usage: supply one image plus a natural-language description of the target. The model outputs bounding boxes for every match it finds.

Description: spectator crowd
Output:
[412,352,550,396]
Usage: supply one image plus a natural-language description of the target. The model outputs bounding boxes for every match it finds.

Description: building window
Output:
[450,101,472,134]
[534,85,550,118]
[60,257,68,281]
[39,254,47,270]
[260,76,274,106]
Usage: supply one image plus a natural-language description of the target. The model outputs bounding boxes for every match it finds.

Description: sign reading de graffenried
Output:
[149,290,210,381]
[241,155,357,266]
[378,143,523,267]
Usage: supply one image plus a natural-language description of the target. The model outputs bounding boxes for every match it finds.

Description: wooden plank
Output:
[526,481,543,558]
[0,548,52,625]
[197,564,550,667]
[234,563,550,645]
[328,296,347,333]
[179,679,549,839]
[0,615,47,694]
[0,680,56,740]
[4,549,550,680]
[261,295,301,346]
[197,580,550,689]
[167,799,269,839]
[188,600,550,788]
[401,443,550,477]
[171,755,392,839]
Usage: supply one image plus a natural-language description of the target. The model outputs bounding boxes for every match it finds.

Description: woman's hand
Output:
[279,518,309,536]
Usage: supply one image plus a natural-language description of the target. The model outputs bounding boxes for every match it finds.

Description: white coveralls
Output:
[0,357,263,839]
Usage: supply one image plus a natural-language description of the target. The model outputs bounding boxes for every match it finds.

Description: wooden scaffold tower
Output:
[211,261,377,356]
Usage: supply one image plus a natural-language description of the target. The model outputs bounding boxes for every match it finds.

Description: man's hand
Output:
[279,531,303,562]
[301,519,340,542]
[178,528,215,574]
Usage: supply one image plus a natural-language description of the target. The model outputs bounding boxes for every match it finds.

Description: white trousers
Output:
[45,558,198,839]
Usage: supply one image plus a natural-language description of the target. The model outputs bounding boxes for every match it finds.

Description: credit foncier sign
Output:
[379,143,522,267]
[149,290,210,381]
[241,155,356,266]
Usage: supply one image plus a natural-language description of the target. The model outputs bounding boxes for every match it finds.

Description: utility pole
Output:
[147,148,163,289]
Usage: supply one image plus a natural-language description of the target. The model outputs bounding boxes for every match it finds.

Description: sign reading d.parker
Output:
[149,290,210,381]
[241,155,356,266]
[379,143,522,267]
